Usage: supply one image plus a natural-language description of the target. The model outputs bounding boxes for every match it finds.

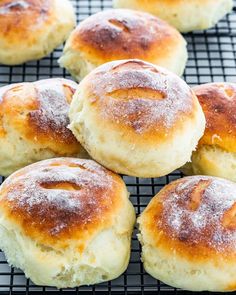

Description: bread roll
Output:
[59,9,188,80]
[69,59,206,178]
[182,82,236,182]
[0,158,135,288]
[0,0,75,65]
[0,78,87,176]
[113,0,233,32]
[138,175,236,291]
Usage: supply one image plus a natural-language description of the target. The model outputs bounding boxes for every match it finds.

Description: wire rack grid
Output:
[0,0,236,294]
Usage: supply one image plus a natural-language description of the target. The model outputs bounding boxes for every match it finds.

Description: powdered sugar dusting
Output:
[160,176,236,251]
[29,79,77,141]
[90,60,193,133]
[4,159,115,235]
[0,1,29,14]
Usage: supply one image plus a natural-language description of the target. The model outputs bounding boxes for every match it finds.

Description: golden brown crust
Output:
[0,0,54,45]
[0,78,82,155]
[193,82,236,152]
[226,282,236,291]
[140,176,236,262]
[83,59,199,145]
[70,9,184,64]
[0,158,124,249]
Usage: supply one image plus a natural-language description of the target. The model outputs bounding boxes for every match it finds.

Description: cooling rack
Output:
[0,0,236,294]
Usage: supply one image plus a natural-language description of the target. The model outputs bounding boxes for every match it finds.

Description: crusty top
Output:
[139,176,236,261]
[0,158,126,249]
[0,0,54,45]
[68,9,185,64]
[193,82,236,152]
[81,59,200,145]
[0,78,83,155]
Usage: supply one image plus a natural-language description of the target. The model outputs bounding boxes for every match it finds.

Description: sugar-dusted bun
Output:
[0,78,88,176]
[182,82,236,182]
[59,9,188,80]
[113,0,233,32]
[0,0,75,65]
[69,59,205,178]
[0,158,135,288]
[138,175,236,291]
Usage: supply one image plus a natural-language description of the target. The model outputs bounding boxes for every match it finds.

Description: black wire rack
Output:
[0,0,236,294]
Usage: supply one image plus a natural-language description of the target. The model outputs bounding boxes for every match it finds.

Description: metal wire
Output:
[0,0,236,294]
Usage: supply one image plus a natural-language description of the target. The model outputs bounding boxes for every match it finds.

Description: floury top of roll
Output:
[69,59,206,178]
[138,175,236,291]
[0,157,135,287]
[0,0,76,65]
[0,78,88,176]
[59,8,188,80]
[182,82,236,183]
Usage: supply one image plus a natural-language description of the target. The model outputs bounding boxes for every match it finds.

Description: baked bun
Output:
[0,0,75,65]
[69,59,206,178]
[113,0,233,33]
[0,158,135,288]
[0,78,87,176]
[58,9,188,80]
[138,175,236,291]
[182,82,236,182]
